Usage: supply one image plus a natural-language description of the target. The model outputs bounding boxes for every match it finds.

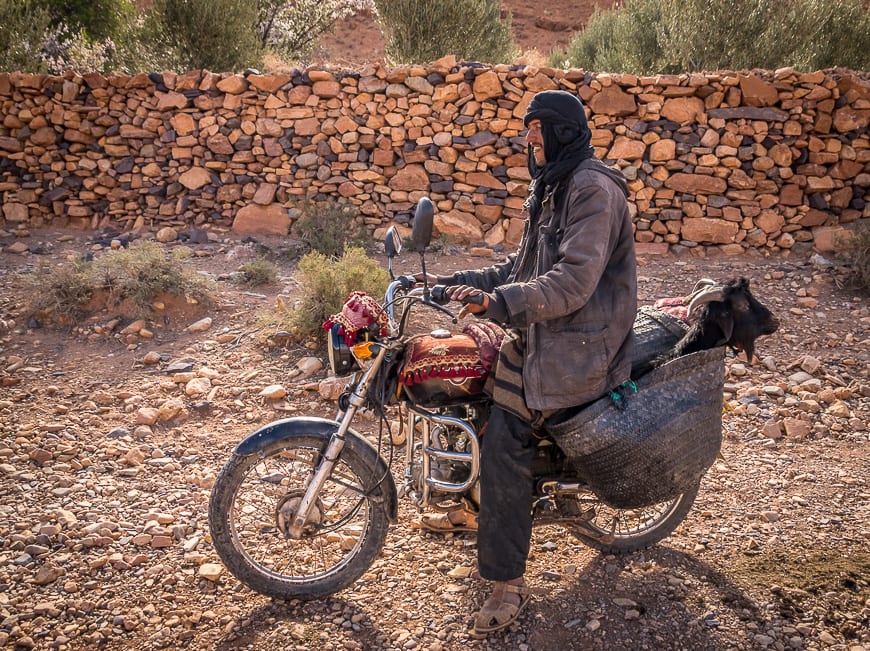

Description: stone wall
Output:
[0,59,868,255]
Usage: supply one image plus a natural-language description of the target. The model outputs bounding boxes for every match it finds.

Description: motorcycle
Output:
[207,197,711,600]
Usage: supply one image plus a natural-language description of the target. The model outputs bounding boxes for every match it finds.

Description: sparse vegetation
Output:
[256,0,373,65]
[552,0,870,73]
[238,257,279,286]
[28,240,212,322]
[292,199,370,259]
[286,246,389,338]
[374,0,516,64]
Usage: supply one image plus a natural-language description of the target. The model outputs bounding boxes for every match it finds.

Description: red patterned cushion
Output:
[399,322,506,386]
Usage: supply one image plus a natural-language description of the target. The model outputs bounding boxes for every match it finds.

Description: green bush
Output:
[552,0,870,74]
[292,199,370,259]
[374,0,516,64]
[238,257,279,286]
[39,0,135,42]
[144,0,262,72]
[29,241,213,321]
[0,0,52,72]
[288,246,390,338]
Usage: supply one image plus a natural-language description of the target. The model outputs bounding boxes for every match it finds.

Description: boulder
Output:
[232,203,291,236]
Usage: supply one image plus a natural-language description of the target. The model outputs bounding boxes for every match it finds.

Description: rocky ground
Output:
[0,229,868,651]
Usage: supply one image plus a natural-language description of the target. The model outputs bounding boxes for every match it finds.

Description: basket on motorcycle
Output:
[546,346,725,509]
[630,306,689,377]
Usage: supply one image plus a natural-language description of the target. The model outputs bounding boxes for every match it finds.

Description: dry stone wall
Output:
[0,59,868,255]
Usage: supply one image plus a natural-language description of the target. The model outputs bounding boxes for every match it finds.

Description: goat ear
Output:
[715,311,734,342]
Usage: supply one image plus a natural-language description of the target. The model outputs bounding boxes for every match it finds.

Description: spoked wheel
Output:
[557,482,699,554]
[208,436,390,600]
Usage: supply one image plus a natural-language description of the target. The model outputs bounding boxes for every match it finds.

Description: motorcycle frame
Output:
[289,282,481,537]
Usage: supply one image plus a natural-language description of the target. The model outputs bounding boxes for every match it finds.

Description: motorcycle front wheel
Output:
[557,482,699,554]
[208,435,390,600]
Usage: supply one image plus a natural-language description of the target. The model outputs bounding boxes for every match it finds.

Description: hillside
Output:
[315,0,617,66]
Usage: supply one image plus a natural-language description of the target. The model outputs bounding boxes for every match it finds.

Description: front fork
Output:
[285,345,389,539]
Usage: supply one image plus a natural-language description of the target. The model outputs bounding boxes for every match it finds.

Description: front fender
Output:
[233,417,398,523]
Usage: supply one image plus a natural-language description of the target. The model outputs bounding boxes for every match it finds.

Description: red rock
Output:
[661,97,704,123]
[738,75,778,107]
[390,164,429,192]
[664,173,727,194]
[588,85,636,116]
[232,204,291,236]
[435,210,483,244]
[472,71,502,101]
[248,73,291,93]
[681,218,738,244]
[216,75,247,94]
[179,167,211,190]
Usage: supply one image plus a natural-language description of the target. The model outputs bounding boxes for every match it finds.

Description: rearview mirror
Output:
[411,197,434,252]
[384,225,402,258]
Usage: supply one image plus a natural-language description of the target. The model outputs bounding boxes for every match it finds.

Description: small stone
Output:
[198,563,223,581]
[156,227,178,243]
[800,355,822,374]
[186,317,213,333]
[259,384,287,400]
[143,351,161,365]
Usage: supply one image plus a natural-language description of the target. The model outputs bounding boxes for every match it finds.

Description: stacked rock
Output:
[0,60,867,254]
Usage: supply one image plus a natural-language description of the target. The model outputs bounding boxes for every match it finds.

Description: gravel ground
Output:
[0,231,867,651]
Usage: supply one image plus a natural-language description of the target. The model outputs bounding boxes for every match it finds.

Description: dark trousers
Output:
[477,405,536,581]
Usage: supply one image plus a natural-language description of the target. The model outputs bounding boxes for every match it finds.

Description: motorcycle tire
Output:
[558,482,699,554]
[209,435,390,600]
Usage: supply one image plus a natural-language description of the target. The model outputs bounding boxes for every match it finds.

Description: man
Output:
[423,89,637,636]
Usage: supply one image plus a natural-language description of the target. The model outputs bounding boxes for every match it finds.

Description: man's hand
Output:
[447,285,489,318]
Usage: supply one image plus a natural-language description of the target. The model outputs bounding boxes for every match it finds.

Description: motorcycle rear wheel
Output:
[208,436,390,600]
[558,482,699,554]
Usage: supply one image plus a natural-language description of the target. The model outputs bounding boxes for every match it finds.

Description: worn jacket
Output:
[446,158,637,410]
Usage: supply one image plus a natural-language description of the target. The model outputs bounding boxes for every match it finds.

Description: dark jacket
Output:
[447,158,637,410]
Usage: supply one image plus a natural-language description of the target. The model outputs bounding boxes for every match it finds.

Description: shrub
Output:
[238,257,279,286]
[292,199,370,259]
[144,0,262,72]
[29,256,98,321]
[28,241,213,322]
[374,0,516,64]
[553,0,870,74]
[256,0,372,65]
[0,0,52,72]
[39,0,136,42]
[288,246,389,338]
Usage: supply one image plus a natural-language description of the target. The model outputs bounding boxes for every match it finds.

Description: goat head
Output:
[687,277,779,363]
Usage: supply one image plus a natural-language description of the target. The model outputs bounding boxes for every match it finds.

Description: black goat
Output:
[667,277,779,364]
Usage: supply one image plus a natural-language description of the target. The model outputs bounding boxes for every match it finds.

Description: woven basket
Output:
[630,306,689,378]
[546,346,725,509]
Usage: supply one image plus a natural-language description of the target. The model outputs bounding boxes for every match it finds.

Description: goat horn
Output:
[682,278,719,305]
[691,278,718,293]
[687,286,726,317]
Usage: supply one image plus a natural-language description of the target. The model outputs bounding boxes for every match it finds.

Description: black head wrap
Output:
[522,90,595,220]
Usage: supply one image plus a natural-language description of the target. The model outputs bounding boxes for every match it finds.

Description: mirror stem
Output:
[418,252,430,301]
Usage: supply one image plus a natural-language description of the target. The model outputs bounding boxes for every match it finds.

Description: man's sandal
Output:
[470,581,544,637]
[413,509,478,534]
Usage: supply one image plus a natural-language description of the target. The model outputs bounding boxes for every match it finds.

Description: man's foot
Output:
[413,508,478,534]
[470,578,533,637]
